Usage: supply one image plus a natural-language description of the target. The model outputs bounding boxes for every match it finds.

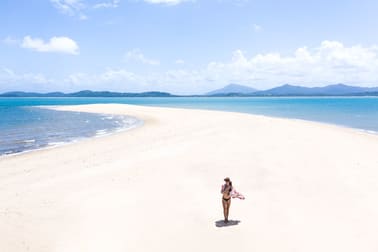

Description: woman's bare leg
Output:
[226,200,231,221]
[222,199,227,221]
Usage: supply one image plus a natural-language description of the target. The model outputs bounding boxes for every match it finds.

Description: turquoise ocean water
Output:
[1,97,377,156]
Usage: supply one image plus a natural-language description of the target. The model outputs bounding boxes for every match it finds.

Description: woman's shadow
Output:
[215,219,241,227]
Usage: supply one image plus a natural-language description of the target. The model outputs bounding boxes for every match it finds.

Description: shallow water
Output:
[1,96,377,155]
[0,106,141,156]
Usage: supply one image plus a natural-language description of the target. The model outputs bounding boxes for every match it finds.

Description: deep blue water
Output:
[1,97,377,155]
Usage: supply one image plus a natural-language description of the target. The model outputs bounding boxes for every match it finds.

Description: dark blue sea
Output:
[1,97,378,156]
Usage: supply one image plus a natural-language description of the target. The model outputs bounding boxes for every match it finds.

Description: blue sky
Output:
[1,0,378,94]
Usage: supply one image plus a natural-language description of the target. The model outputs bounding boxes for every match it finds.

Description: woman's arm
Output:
[231,188,245,199]
[221,184,225,193]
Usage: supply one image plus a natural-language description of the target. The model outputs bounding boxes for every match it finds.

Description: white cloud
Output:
[253,24,262,32]
[143,0,192,5]
[2,36,19,45]
[205,40,378,89]
[125,49,160,65]
[50,0,88,20]
[93,0,120,8]
[3,40,378,94]
[64,68,149,92]
[0,68,54,92]
[50,0,120,19]
[83,40,378,94]
[0,68,50,84]
[21,36,79,55]
[67,69,139,84]
[64,68,206,93]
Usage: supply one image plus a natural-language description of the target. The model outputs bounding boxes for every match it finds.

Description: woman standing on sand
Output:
[221,177,245,223]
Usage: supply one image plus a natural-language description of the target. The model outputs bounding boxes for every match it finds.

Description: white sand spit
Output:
[1,104,378,251]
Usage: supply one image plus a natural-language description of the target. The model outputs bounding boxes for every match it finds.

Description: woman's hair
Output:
[223,177,233,194]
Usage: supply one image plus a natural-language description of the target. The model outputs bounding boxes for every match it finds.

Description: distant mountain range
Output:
[205,84,259,96]
[0,90,175,97]
[206,83,378,96]
[1,84,378,97]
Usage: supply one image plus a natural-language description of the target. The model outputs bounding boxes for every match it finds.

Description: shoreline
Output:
[51,103,378,138]
[49,102,378,137]
[1,104,378,251]
[1,103,377,159]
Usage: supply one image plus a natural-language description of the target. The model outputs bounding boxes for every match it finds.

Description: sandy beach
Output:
[1,103,378,252]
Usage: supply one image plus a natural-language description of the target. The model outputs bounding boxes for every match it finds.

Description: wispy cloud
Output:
[125,49,160,65]
[2,36,20,45]
[21,36,79,55]
[206,40,378,89]
[0,67,53,92]
[50,0,121,19]
[93,0,120,9]
[253,24,262,32]
[4,41,378,94]
[50,0,88,20]
[67,40,378,93]
[0,68,51,84]
[143,0,193,5]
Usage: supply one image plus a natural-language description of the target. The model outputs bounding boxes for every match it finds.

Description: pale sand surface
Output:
[1,104,378,252]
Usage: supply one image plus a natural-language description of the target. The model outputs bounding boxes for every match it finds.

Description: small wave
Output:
[47,141,67,146]
[11,139,36,144]
[357,129,378,135]
[95,129,109,136]
[22,139,36,143]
